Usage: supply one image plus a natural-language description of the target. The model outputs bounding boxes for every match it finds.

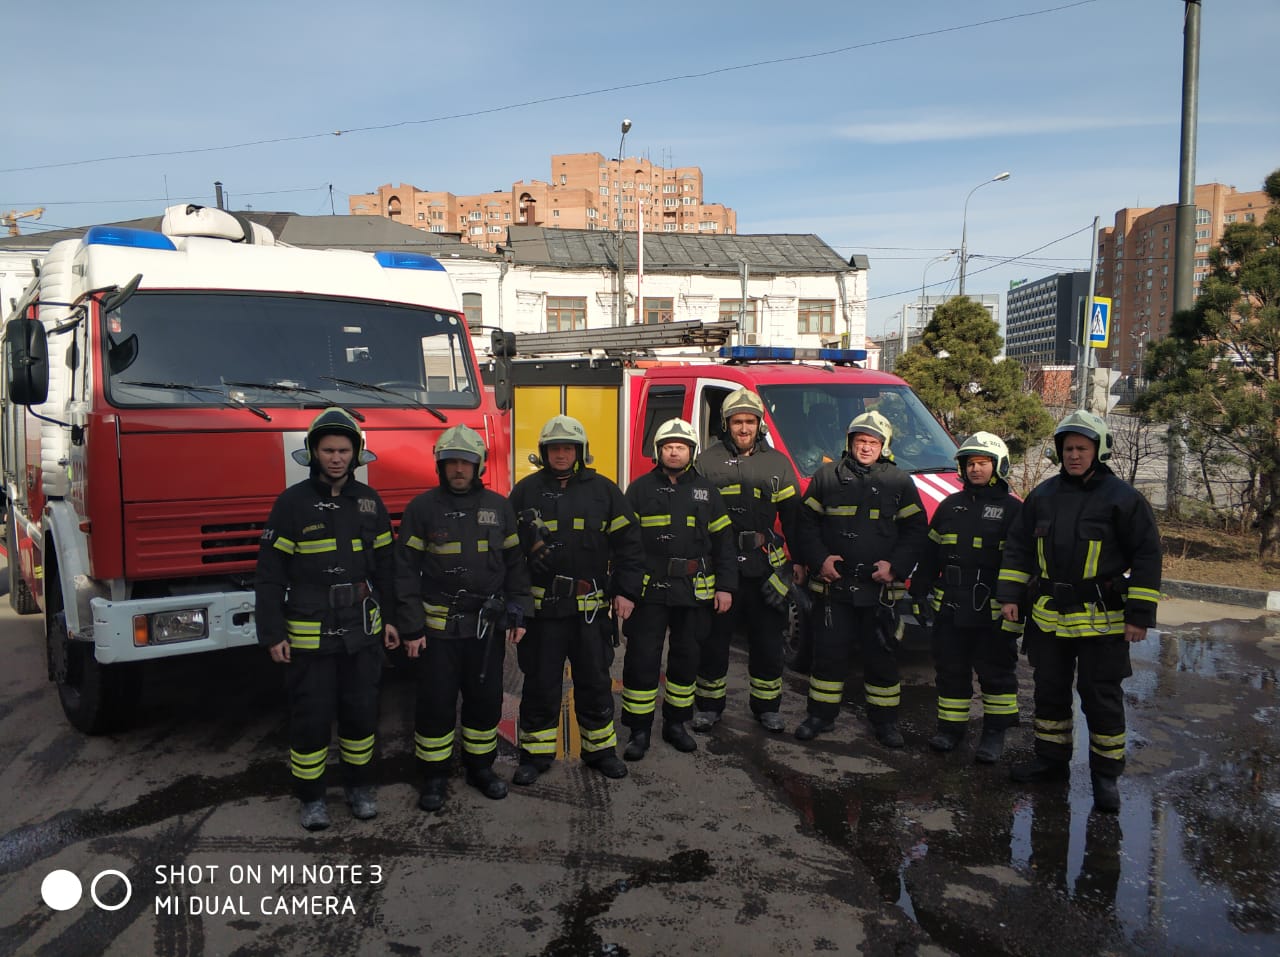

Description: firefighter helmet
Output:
[435,424,488,475]
[1052,409,1112,462]
[846,410,893,458]
[653,417,699,459]
[955,431,1011,480]
[720,387,768,436]
[537,414,592,467]
[291,407,372,469]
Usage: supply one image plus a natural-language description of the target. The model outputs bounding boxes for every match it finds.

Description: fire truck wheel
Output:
[783,602,811,675]
[47,605,139,735]
[6,503,39,615]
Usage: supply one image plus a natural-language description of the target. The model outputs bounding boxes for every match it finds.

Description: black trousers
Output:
[414,634,505,780]
[1025,622,1132,777]
[621,603,710,730]
[806,601,900,724]
[932,616,1019,731]
[696,573,785,716]
[516,614,619,767]
[286,643,382,801]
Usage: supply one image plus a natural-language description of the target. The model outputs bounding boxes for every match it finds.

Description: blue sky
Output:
[5,0,1277,335]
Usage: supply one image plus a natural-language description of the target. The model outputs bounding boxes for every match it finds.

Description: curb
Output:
[1162,578,1280,612]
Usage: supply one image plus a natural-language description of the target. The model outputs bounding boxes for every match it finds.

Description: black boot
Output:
[588,753,629,779]
[974,727,1006,764]
[623,729,651,762]
[418,777,448,813]
[1010,755,1070,783]
[794,715,835,741]
[512,762,545,786]
[662,722,698,753]
[1091,771,1121,813]
[466,766,509,800]
[928,725,966,752]
[873,721,905,749]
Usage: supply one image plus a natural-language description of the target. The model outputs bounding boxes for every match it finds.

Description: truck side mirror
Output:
[490,330,516,411]
[3,316,50,405]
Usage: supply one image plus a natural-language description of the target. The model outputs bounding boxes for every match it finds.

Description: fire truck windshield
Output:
[757,383,957,478]
[103,291,480,409]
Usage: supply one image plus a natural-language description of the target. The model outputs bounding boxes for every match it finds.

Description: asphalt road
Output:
[0,590,1277,957]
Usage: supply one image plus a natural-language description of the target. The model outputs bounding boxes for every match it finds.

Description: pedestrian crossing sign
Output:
[1088,297,1112,349]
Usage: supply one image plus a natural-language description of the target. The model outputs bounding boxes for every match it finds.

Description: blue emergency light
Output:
[374,251,446,271]
[719,345,868,364]
[84,226,176,251]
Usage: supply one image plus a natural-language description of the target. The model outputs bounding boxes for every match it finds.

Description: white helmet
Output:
[653,417,698,460]
[846,410,893,459]
[1052,410,1112,463]
[955,431,1011,480]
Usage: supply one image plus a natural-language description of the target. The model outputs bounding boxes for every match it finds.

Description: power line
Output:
[1,1,1096,175]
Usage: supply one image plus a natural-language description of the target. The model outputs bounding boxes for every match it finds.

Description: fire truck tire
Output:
[47,595,139,735]
[783,602,811,675]
[7,503,39,615]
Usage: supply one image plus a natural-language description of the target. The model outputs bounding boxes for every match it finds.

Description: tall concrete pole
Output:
[615,119,632,326]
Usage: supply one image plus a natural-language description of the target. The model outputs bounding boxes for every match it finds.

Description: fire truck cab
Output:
[1,204,505,732]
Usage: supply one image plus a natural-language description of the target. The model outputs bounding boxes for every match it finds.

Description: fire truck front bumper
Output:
[88,591,258,664]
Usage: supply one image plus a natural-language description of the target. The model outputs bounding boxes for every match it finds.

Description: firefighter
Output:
[255,408,400,831]
[395,425,532,812]
[792,410,927,748]
[509,415,645,786]
[997,410,1161,813]
[620,418,738,760]
[910,432,1023,762]
[691,388,803,734]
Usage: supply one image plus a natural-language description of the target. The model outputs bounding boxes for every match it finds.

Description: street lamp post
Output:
[615,119,632,326]
[958,171,1010,296]
[900,251,955,371]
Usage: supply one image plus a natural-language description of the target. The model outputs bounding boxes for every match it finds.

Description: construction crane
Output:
[2,207,44,236]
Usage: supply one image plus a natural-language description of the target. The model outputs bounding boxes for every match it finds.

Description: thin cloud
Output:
[837,113,1171,144]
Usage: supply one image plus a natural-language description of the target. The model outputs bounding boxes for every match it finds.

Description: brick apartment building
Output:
[1097,181,1271,380]
[349,153,737,253]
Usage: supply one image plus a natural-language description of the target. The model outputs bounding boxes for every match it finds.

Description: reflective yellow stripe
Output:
[972,536,984,549]
[1034,716,1072,745]
[373,530,392,548]
[804,496,824,513]
[338,734,375,766]
[414,730,454,763]
[641,515,671,526]
[693,574,716,599]
[808,676,843,704]
[749,675,782,701]
[286,619,321,651]
[424,602,449,632]
[462,725,498,756]
[981,692,1019,716]
[1089,730,1126,760]
[937,696,971,723]
[1036,537,1048,578]
[928,528,945,544]
[719,483,742,496]
[825,504,859,516]
[428,541,462,555]
[477,540,490,552]
[580,722,618,752]
[772,485,796,503]
[935,532,958,544]
[350,540,364,552]
[999,568,1031,584]
[865,682,901,708]
[1082,540,1102,579]
[1031,595,1126,637]
[1126,586,1160,603]
[404,534,425,551]
[290,747,328,780]
[273,537,297,555]
[868,508,880,520]
[296,538,337,554]
[519,726,558,755]
[621,686,658,716]
[896,504,921,519]
[697,676,727,699]
[608,514,631,532]
[708,514,731,532]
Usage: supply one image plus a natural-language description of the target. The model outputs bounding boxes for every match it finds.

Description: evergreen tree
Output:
[894,296,1053,456]
[1137,168,1280,560]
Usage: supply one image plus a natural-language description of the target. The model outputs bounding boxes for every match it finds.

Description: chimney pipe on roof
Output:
[214,182,225,210]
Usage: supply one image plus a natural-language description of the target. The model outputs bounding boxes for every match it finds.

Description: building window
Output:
[600,186,609,197]
[417,212,425,221]
[560,174,567,185]
[1246,212,1256,222]
[552,209,560,219]
[682,197,695,206]
[643,297,674,325]
[663,223,677,232]
[469,211,482,221]
[798,300,835,335]
[430,225,444,233]
[462,293,483,331]
[1196,208,1211,225]
[470,225,484,236]
[488,225,502,233]
[1224,213,1237,224]
[588,208,597,219]
[1195,228,1210,240]
[546,296,586,332]
[504,212,511,220]
[720,299,758,334]
[664,184,677,194]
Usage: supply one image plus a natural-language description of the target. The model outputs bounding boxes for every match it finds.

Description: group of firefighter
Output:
[255,389,1161,832]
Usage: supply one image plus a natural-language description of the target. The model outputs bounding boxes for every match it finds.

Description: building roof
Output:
[0,211,497,259]
[500,226,862,275]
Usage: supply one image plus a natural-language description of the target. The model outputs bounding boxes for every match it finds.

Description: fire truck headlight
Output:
[134,609,209,646]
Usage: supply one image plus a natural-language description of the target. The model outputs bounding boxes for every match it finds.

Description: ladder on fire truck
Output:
[513,319,738,357]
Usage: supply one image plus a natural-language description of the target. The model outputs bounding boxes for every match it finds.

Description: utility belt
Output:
[737,530,768,551]
[289,581,372,609]
[547,575,598,599]
[1044,578,1121,610]
[942,565,997,588]
[657,557,709,578]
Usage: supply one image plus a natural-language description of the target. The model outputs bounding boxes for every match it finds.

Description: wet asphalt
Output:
[0,587,1276,957]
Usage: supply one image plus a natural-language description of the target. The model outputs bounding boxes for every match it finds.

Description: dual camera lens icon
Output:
[41,869,132,912]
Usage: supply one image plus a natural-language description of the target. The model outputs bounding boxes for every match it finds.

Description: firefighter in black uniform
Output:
[620,418,738,760]
[691,388,803,734]
[395,425,532,812]
[255,408,400,831]
[998,410,1161,813]
[910,432,1023,762]
[792,410,927,748]
[509,415,645,786]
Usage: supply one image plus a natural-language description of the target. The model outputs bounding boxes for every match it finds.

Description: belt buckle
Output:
[738,531,759,551]
[551,575,575,598]
[329,582,355,608]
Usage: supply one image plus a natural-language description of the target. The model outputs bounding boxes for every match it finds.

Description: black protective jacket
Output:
[911,478,1021,627]
[510,465,645,617]
[625,466,739,605]
[694,437,802,580]
[255,475,396,654]
[997,463,1161,636]
[395,485,533,642]
[793,453,928,607]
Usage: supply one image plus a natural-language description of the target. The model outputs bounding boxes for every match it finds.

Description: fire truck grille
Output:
[201,521,266,565]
